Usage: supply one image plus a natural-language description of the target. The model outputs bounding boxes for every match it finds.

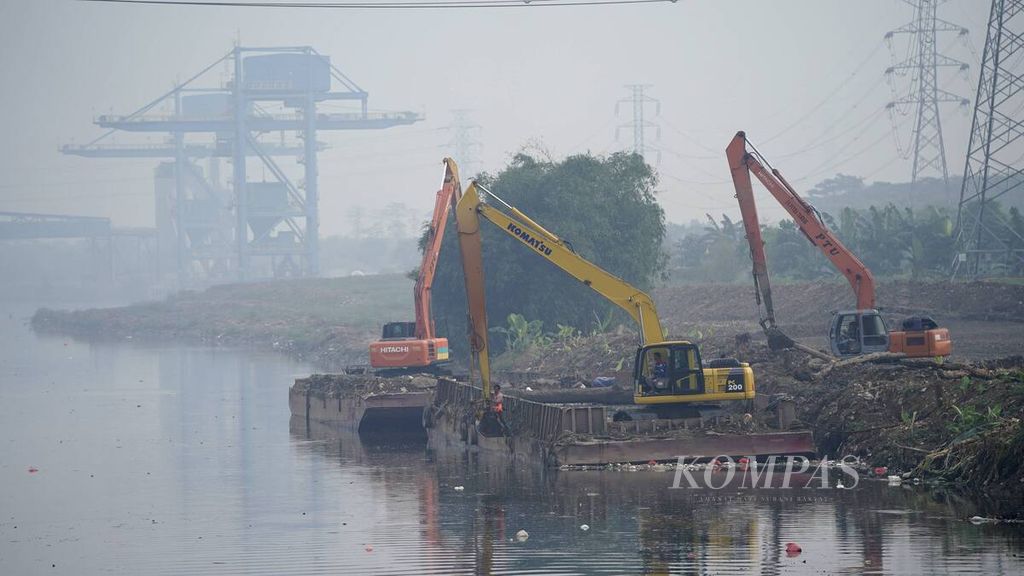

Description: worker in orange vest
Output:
[491,384,509,435]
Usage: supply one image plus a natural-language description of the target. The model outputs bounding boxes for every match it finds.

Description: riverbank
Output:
[31,277,1024,370]
[491,330,1024,508]
[29,276,1024,504]
[31,274,413,370]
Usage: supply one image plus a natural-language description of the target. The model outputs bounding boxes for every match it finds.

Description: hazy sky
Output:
[0,0,989,235]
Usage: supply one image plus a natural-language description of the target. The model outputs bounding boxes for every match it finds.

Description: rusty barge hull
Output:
[289,386,430,433]
[552,433,816,466]
[426,379,815,467]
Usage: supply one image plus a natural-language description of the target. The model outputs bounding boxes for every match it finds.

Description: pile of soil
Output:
[653,280,1024,327]
[748,344,1024,501]
[492,326,766,390]
[493,331,640,388]
[292,373,437,400]
[496,325,1024,501]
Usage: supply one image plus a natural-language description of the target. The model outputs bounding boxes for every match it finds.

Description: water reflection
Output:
[297,418,1024,576]
[2,304,1021,576]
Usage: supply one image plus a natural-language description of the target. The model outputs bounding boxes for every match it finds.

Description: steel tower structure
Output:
[953,0,1024,277]
[64,46,421,285]
[447,109,483,176]
[616,84,660,161]
[885,0,970,188]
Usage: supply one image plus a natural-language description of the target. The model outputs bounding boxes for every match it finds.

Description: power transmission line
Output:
[953,0,1024,278]
[615,84,660,162]
[80,0,678,8]
[884,0,971,191]
[446,110,483,175]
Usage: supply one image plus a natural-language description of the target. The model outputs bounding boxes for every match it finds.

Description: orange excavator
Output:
[368,158,462,373]
[726,131,952,359]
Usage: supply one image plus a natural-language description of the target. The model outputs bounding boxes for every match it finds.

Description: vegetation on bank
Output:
[775,351,1024,504]
[673,201,1024,284]
[669,173,1024,284]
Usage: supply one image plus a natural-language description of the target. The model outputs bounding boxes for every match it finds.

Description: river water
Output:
[2,304,1023,575]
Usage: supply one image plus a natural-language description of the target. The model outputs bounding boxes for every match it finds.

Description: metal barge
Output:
[425,378,815,467]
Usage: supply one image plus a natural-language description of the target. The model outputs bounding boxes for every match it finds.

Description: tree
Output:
[807,174,865,198]
[762,220,832,280]
[428,151,666,354]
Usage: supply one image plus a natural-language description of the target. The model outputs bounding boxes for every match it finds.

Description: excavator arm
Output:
[454,182,665,403]
[369,158,461,371]
[727,131,876,311]
[413,158,463,340]
[728,137,779,335]
[726,131,951,359]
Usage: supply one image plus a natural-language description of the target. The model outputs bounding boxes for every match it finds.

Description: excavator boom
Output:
[455,182,663,401]
[728,137,778,332]
[727,131,951,359]
[453,183,492,401]
[454,182,754,408]
[727,131,876,311]
[414,158,463,340]
[369,158,462,370]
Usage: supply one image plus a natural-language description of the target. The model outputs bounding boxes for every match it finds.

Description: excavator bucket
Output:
[765,327,796,351]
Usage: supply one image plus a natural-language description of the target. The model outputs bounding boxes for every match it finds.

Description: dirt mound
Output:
[491,326,779,390]
[293,373,436,399]
[749,345,1024,502]
[493,331,640,388]
[653,280,1024,333]
[496,325,1024,502]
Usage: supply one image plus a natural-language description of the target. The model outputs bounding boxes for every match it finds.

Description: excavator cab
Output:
[381,321,417,340]
[634,342,706,399]
[828,310,889,357]
[634,342,755,405]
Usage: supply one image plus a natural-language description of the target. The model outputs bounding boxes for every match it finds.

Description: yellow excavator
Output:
[452,181,755,422]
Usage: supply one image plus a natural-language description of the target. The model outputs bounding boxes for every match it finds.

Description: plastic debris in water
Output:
[580,524,590,531]
[873,466,888,476]
[365,546,374,552]
[453,485,465,491]
[785,542,802,557]
[887,475,902,485]
[28,467,38,473]
[515,529,529,542]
